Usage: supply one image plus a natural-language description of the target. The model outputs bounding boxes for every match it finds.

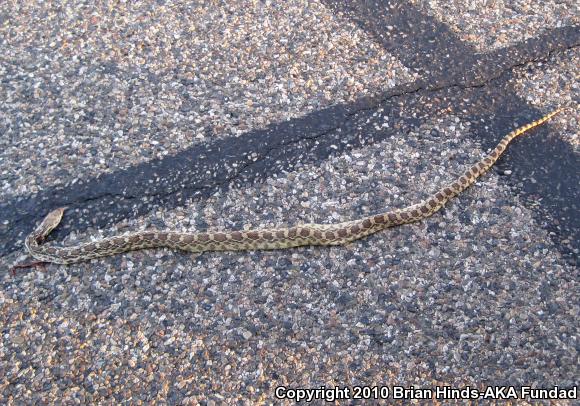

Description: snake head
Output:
[35,207,67,241]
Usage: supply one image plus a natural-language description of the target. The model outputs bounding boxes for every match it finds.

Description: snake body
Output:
[26,109,562,264]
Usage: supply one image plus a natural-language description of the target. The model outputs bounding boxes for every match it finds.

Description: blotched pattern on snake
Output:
[25,109,563,264]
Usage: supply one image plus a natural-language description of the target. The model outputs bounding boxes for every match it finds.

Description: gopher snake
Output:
[25,109,562,264]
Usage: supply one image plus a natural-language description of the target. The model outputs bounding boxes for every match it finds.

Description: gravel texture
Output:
[1,0,578,404]
[512,47,579,147]
[410,0,579,52]
[0,0,415,198]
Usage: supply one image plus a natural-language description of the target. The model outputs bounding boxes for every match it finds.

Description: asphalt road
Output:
[1,1,578,403]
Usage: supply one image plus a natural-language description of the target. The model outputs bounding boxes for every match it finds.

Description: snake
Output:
[25,109,563,264]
